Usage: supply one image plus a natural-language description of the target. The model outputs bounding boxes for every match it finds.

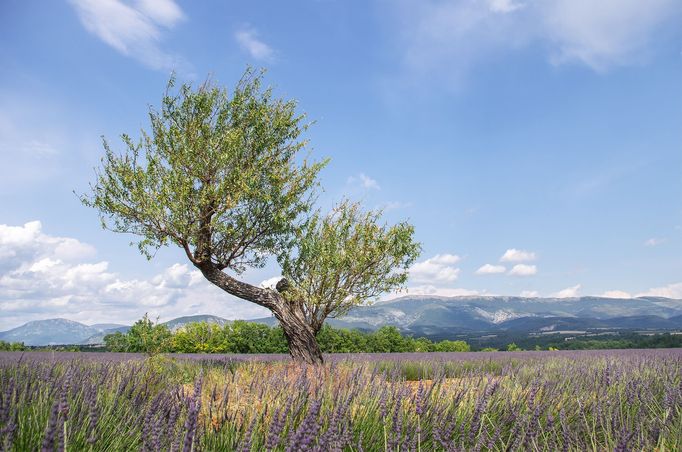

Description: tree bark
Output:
[272,302,324,365]
[196,263,324,364]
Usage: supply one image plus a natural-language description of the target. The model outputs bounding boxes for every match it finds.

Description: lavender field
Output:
[0,349,680,451]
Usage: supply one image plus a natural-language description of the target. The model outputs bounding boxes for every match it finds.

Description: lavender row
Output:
[2,347,680,364]
[0,350,680,450]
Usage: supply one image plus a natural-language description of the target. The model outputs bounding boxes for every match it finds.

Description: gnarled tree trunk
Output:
[271,301,323,365]
[197,263,324,364]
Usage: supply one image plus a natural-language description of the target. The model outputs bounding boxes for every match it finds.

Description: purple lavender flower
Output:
[0,377,14,424]
[286,398,322,452]
[41,399,60,452]
[239,415,258,452]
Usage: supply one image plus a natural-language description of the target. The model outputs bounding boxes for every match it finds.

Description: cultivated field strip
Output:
[0,349,680,451]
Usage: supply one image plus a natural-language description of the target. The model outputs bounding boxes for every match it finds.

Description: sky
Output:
[0,0,681,330]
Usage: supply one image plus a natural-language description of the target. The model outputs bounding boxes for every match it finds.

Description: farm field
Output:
[0,349,680,451]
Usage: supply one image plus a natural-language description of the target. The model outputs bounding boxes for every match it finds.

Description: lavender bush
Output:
[0,349,680,450]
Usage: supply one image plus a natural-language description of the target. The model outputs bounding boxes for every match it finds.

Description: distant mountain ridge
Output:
[0,315,230,346]
[2,295,681,345]
[163,315,230,331]
[324,295,682,339]
[251,295,682,337]
[0,319,127,346]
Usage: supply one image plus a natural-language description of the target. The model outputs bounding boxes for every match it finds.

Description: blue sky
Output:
[0,0,681,329]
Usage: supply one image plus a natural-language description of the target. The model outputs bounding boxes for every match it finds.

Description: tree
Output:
[413,337,433,352]
[81,69,419,364]
[103,331,129,352]
[0,340,26,351]
[506,343,522,352]
[126,314,172,355]
[277,200,420,336]
[172,322,229,353]
[227,320,284,353]
[371,326,411,353]
[434,340,470,352]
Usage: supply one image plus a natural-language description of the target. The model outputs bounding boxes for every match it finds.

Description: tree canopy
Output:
[81,69,325,272]
[278,200,420,333]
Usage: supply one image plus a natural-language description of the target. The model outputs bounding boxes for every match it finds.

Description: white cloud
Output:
[500,249,536,262]
[0,221,269,330]
[347,173,381,190]
[541,0,681,71]
[259,276,283,289]
[0,221,96,268]
[644,237,666,246]
[475,263,506,275]
[636,282,682,299]
[520,290,538,297]
[388,0,682,85]
[69,0,187,71]
[552,284,581,298]
[135,0,184,27]
[409,254,461,284]
[430,254,461,265]
[508,264,537,276]
[601,290,632,298]
[235,26,274,61]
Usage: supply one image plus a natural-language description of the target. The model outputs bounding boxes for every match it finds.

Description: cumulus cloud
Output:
[0,221,96,269]
[399,254,479,298]
[475,264,506,275]
[69,0,188,71]
[552,284,581,298]
[601,290,632,298]
[0,221,269,330]
[388,0,682,85]
[500,248,536,262]
[235,25,274,61]
[520,290,539,297]
[644,237,666,246]
[409,254,461,284]
[636,282,682,299]
[347,173,381,190]
[508,264,537,276]
[259,276,282,289]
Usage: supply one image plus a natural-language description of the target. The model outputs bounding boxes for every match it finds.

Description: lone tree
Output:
[81,69,420,364]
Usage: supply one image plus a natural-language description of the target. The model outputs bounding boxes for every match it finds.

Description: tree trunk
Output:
[273,303,324,365]
[196,264,324,364]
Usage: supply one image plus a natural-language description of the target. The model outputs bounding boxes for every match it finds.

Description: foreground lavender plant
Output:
[0,349,679,451]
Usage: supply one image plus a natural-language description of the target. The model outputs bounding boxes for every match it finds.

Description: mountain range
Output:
[2,295,681,346]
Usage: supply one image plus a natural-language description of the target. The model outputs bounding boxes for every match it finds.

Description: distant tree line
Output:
[103,315,471,355]
[0,340,26,351]
[555,334,682,350]
[471,332,682,351]
[4,319,680,353]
